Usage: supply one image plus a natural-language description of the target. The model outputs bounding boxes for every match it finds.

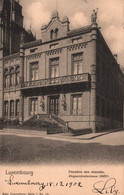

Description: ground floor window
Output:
[30,98,38,115]
[15,99,20,117]
[10,100,14,117]
[4,101,8,116]
[72,95,82,115]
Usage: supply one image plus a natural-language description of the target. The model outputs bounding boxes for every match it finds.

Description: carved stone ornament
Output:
[61,94,67,111]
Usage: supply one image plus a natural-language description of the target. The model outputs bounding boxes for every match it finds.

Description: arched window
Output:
[10,100,14,117]
[15,99,20,117]
[55,28,58,38]
[4,101,8,117]
[16,66,20,85]
[10,67,15,86]
[50,30,54,39]
[4,69,9,87]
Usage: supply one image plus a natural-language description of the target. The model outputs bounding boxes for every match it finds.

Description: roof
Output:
[67,25,92,36]
[0,0,4,12]
[24,39,42,49]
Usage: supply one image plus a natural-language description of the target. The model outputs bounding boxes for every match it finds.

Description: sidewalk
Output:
[0,127,123,141]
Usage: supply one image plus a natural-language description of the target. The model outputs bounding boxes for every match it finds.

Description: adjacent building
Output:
[0,0,123,132]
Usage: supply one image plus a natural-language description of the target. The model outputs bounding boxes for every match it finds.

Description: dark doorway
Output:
[49,95,59,116]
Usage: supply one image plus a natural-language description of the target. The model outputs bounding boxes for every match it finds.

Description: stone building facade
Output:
[0,1,123,132]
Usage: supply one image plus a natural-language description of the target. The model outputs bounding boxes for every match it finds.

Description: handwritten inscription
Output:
[92,178,119,195]
[5,175,83,191]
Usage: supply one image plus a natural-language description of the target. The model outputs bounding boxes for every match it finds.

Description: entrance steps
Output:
[22,114,71,134]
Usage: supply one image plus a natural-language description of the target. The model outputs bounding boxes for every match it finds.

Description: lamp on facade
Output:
[61,94,67,111]
[40,96,45,111]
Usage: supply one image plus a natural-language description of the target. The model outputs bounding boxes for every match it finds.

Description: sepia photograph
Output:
[0,0,124,194]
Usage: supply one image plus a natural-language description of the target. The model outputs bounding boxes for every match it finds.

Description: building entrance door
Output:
[49,96,59,116]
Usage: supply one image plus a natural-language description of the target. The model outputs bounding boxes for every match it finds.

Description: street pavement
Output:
[0,128,124,145]
[0,128,124,165]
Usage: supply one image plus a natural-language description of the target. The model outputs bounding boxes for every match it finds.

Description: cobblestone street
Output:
[0,129,124,165]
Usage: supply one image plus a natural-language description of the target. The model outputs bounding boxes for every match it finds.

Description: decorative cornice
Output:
[26,53,42,60]
[4,57,20,67]
[67,43,87,51]
[46,48,62,56]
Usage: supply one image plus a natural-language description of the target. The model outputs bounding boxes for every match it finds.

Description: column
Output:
[90,23,97,133]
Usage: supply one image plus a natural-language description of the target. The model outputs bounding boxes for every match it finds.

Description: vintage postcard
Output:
[0,0,124,194]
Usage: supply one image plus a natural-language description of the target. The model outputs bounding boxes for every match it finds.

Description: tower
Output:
[0,0,35,57]
[0,0,35,119]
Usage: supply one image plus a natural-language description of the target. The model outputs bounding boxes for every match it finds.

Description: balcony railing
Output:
[21,73,90,89]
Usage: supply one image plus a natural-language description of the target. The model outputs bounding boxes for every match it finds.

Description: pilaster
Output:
[19,91,24,124]
[19,42,24,123]
[90,22,97,133]
[20,44,24,84]
[0,42,4,118]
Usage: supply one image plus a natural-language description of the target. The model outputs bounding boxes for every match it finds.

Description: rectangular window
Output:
[72,95,82,115]
[30,98,38,115]
[50,58,59,78]
[30,62,39,81]
[72,53,83,75]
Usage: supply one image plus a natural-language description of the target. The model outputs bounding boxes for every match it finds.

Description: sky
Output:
[19,0,124,66]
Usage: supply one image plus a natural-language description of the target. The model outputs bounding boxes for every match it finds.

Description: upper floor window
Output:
[30,62,39,81]
[50,29,58,39]
[4,69,9,87]
[72,94,82,115]
[10,67,15,86]
[50,58,59,78]
[55,28,58,38]
[16,66,20,85]
[50,30,54,40]
[72,53,83,75]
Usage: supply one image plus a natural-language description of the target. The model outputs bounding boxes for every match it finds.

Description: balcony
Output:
[21,73,91,89]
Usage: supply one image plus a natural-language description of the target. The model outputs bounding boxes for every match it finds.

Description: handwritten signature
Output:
[92,178,119,195]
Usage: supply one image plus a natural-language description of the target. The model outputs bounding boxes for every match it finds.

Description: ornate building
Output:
[0,1,123,132]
